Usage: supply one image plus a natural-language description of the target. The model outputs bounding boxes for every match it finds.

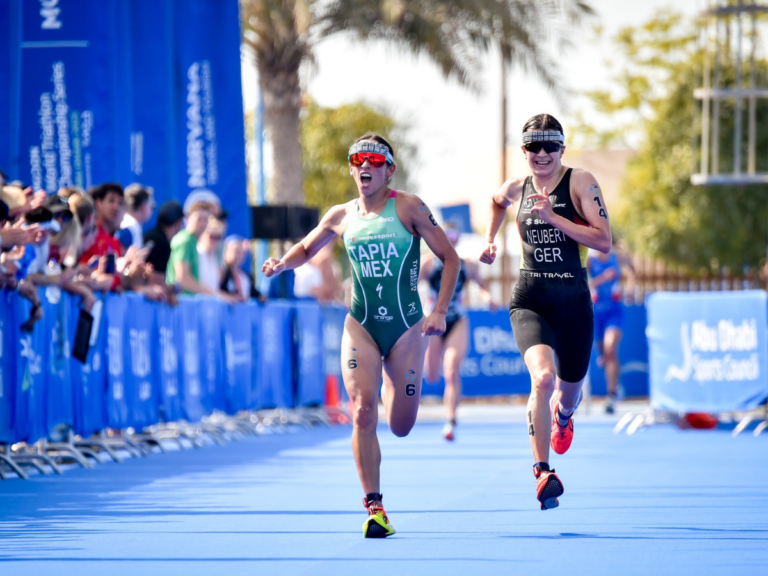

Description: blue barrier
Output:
[647,291,768,412]
[295,301,325,407]
[258,301,293,409]
[43,287,73,434]
[0,290,331,445]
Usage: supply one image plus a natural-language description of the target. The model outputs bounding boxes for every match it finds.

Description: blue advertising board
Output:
[156,303,183,422]
[422,310,530,397]
[587,304,649,397]
[647,291,768,412]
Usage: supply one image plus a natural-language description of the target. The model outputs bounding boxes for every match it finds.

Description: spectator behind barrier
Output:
[198,217,225,292]
[80,183,126,268]
[118,184,155,250]
[166,198,237,302]
[220,235,266,302]
[144,200,183,286]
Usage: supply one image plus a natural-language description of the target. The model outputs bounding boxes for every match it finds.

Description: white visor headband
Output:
[522,130,564,144]
[348,141,394,164]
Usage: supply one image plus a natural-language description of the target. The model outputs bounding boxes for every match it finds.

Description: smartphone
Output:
[105,253,116,274]
[144,240,155,251]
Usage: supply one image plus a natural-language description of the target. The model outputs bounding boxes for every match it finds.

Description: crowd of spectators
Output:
[0,171,263,331]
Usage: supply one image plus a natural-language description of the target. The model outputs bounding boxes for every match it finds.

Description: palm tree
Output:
[241,0,594,205]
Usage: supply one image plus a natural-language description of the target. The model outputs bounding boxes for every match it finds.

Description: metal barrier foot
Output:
[74,439,122,463]
[753,420,768,437]
[0,453,29,480]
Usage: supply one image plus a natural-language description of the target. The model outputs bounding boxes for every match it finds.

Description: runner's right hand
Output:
[262,258,285,277]
[479,242,497,265]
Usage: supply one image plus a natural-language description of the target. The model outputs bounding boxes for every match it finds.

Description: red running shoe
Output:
[534,465,564,510]
[550,395,574,455]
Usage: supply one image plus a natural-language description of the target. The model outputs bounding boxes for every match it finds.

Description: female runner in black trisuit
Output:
[422,223,493,441]
[480,114,612,510]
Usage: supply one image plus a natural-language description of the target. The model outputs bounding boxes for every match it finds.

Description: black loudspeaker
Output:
[251,205,319,239]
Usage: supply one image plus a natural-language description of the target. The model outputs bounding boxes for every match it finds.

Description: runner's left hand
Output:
[529,186,555,224]
[422,312,446,337]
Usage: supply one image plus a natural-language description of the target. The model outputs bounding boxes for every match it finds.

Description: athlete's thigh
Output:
[603,326,622,355]
[523,344,557,379]
[443,316,469,366]
[341,316,383,409]
[381,318,428,428]
[424,334,444,384]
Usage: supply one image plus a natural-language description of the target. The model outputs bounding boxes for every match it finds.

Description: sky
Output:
[243,0,701,212]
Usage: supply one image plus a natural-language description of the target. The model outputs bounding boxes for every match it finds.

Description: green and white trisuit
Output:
[343,190,423,356]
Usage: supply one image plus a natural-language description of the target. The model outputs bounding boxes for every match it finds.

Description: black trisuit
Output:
[508,168,594,383]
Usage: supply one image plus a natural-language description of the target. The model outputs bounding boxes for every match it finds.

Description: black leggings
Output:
[508,269,594,383]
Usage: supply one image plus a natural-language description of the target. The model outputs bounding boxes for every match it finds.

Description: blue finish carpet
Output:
[0,422,766,575]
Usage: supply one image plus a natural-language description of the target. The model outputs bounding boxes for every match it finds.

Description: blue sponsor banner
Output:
[123,293,158,428]
[105,294,129,428]
[43,288,73,432]
[173,0,248,238]
[117,0,175,216]
[295,301,324,407]
[439,204,472,234]
[222,302,252,413]
[0,0,20,176]
[16,0,118,192]
[14,291,48,443]
[647,291,768,412]
[178,297,206,422]
[0,291,17,442]
[259,301,294,409]
[156,303,183,422]
[422,310,530,397]
[588,304,649,397]
[200,297,226,412]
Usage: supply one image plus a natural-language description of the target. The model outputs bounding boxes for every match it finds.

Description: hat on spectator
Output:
[157,200,184,226]
[0,186,28,213]
[224,234,245,245]
[42,194,73,219]
[183,189,221,214]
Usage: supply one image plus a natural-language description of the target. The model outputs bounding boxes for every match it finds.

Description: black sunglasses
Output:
[523,141,562,154]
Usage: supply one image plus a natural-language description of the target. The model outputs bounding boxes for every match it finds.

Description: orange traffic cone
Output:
[325,375,341,407]
[324,375,351,425]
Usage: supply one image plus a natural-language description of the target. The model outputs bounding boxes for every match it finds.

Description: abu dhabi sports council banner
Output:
[422,310,531,397]
[173,0,248,237]
[647,291,768,412]
[5,0,248,237]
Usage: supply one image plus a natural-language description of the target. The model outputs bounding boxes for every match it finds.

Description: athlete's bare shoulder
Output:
[393,190,439,236]
[321,201,355,236]
[569,167,600,192]
[493,176,528,207]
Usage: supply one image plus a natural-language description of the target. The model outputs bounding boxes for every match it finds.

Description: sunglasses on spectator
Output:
[523,141,562,154]
[209,234,223,241]
[348,152,389,168]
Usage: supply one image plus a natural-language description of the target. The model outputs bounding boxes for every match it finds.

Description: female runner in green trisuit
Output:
[262,133,460,538]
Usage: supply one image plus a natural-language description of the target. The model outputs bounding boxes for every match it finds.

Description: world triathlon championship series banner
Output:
[1,0,248,237]
[647,291,768,412]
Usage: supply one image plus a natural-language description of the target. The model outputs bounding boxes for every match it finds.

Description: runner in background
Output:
[422,221,494,441]
[587,243,635,414]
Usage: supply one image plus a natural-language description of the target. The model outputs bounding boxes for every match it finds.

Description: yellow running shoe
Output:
[362,504,396,538]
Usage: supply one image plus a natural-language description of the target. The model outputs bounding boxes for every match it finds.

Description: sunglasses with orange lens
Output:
[348,152,389,167]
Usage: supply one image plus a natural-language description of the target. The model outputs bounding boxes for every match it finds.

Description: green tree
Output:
[575,9,768,273]
[301,100,415,214]
[241,0,594,206]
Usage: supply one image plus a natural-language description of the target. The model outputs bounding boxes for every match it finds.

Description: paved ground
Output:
[0,402,766,575]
